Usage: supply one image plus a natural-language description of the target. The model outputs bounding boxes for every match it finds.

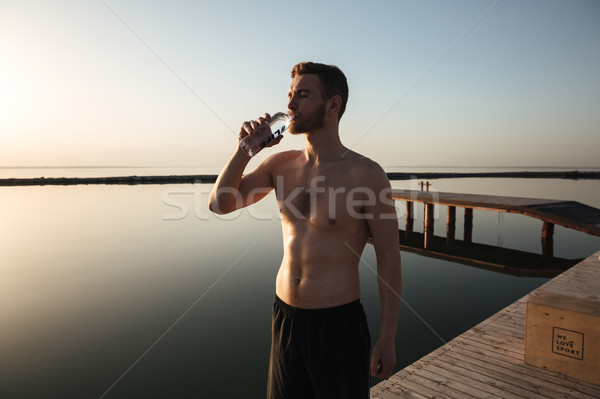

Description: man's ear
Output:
[327,95,342,118]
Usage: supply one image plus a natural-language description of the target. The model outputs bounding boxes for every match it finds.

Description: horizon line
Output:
[1,165,599,170]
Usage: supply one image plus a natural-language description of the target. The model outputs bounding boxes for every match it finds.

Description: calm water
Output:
[1,169,599,398]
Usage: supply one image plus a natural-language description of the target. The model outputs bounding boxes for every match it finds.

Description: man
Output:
[209,62,402,399]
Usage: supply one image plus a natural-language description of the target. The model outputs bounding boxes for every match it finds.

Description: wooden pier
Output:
[392,189,600,258]
[370,250,600,398]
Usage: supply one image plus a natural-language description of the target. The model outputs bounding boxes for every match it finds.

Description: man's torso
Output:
[270,150,378,308]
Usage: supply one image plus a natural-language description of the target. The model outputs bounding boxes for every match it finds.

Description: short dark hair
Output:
[291,62,348,120]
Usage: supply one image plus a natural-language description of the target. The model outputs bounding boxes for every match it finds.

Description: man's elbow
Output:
[208,202,220,214]
[209,188,244,215]
[209,200,234,215]
[209,190,231,215]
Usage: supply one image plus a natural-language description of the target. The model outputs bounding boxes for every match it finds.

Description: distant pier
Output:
[0,175,218,186]
[1,170,599,186]
[392,189,600,261]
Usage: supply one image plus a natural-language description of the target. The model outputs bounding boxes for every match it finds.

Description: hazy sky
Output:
[1,0,599,169]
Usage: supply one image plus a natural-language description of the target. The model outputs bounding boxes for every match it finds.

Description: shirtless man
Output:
[209,62,402,399]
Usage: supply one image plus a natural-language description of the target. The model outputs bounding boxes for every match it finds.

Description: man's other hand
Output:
[370,338,396,380]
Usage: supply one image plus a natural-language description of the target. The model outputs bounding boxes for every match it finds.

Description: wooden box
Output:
[525,291,600,385]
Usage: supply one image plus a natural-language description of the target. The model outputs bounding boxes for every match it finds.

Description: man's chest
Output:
[274,170,370,228]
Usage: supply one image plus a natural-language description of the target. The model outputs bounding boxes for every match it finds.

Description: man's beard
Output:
[289,102,326,134]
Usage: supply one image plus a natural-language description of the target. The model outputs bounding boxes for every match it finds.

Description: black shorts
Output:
[267,296,371,399]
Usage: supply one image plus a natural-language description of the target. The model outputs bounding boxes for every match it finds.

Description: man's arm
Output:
[364,165,402,380]
[209,115,281,214]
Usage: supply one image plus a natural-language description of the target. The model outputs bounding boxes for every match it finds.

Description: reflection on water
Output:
[1,178,599,398]
[393,226,583,277]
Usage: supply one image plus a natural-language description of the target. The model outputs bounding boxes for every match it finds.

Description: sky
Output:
[1,0,599,170]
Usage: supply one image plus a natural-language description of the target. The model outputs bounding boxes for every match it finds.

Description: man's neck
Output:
[303,124,347,163]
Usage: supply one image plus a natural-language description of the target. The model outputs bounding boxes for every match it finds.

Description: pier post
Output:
[464,208,473,243]
[424,203,435,248]
[446,206,456,245]
[418,181,431,191]
[542,221,554,259]
[405,201,414,237]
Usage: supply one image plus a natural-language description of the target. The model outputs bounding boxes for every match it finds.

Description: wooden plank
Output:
[458,329,523,355]
[407,367,485,398]
[410,333,600,398]
[472,327,523,345]
[472,324,524,341]
[478,315,524,334]
[448,337,523,362]
[425,358,536,398]
[526,201,600,225]
[443,349,600,399]
[371,380,430,399]
[371,378,435,399]
[460,330,524,356]
[395,351,600,398]
[468,316,525,336]
[441,351,555,398]
[396,370,476,399]
[391,190,558,209]
[380,375,448,399]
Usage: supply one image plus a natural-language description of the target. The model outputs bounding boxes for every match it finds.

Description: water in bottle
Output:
[239,112,291,157]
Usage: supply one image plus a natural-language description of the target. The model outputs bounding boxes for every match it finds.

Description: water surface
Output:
[1,173,599,398]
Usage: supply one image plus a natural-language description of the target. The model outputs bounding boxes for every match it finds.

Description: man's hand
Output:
[370,337,396,380]
[238,113,283,150]
[210,113,283,214]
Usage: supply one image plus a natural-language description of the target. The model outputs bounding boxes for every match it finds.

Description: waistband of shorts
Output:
[274,295,362,316]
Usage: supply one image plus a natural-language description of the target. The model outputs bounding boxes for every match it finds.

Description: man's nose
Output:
[287,97,297,112]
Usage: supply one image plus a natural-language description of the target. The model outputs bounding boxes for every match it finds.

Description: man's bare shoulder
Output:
[258,149,304,171]
[264,149,304,163]
[342,149,388,182]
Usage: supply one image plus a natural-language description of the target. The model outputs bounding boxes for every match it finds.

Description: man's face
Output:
[287,74,326,134]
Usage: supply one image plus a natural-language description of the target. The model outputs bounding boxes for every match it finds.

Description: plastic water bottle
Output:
[239,112,291,157]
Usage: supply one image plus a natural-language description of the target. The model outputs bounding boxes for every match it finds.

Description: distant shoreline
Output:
[1,171,599,186]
